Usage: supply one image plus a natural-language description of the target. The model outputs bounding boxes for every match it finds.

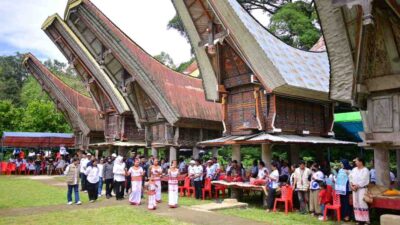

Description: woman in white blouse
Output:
[85,159,100,203]
[350,157,370,224]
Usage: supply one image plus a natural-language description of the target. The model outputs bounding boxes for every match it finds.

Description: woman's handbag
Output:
[363,190,373,203]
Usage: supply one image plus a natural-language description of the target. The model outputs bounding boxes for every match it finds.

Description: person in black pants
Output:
[103,157,114,199]
[193,159,204,199]
[85,159,100,202]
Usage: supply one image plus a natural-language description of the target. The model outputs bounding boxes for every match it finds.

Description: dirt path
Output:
[2,176,266,225]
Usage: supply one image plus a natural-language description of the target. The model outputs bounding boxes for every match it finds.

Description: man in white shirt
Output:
[188,160,195,178]
[193,159,203,199]
[294,161,312,214]
[79,153,90,192]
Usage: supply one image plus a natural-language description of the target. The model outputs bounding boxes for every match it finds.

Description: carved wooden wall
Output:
[219,41,333,136]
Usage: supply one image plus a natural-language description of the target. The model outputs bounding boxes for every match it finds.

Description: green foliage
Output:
[175,57,195,73]
[0,54,83,136]
[154,51,176,70]
[18,100,71,133]
[268,1,320,49]
[0,100,22,136]
[238,0,290,14]
[0,54,28,104]
[167,14,187,41]
[20,76,50,105]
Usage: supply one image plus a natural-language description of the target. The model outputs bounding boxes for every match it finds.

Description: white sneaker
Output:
[98,194,101,197]
[67,201,73,205]
[76,201,82,205]
[318,216,324,221]
[89,200,94,203]
[84,190,88,193]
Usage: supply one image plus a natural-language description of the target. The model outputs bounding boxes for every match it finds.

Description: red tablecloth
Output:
[371,196,400,210]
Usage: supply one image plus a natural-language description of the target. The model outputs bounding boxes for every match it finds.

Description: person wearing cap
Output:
[79,153,89,192]
[103,156,114,199]
[188,160,195,178]
[293,160,312,214]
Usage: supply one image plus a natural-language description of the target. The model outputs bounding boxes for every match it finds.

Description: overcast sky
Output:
[0,0,270,65]
[0,0,193,64]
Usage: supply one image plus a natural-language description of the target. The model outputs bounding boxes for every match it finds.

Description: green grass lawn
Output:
[220,207,337,225]
[0,205,192,225]
[0,176,88,208]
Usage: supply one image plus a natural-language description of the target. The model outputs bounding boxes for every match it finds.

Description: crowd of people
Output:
[64,152,190,209]
[4,147,398,224]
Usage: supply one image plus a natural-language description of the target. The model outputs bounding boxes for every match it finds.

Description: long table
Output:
[371,196,400,210]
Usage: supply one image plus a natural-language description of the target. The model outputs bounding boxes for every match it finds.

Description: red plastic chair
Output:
[324,192,341,222]
[202,178,212,200]
[6,163,16,175]
[0,162,7,174]
[214,184,226,199]
[17,164,27,175]
[178,177,194,197]
[273,185,293,214]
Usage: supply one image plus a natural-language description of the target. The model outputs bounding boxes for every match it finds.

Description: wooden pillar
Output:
[212,147,218,157]
[315,148,324,163]
[192,147,200,159]
[169,146,177,163]
[151,147,158,158]
[232,145,241,163]
[95,150,99,159]
[261,144,272,170]
[142,148,147,157]
[289,144,300,165]
[107,145,113,156]
[374,146,390,187]
[397,149,400,186]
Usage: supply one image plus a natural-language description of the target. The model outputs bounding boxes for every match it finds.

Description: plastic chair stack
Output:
[6,163,16,175]
[202,178,212,200]
[0,162,7,175]
[19,163,27,175]
[273,185,293,214]
[324,192,341,222]
[178,177,194,197]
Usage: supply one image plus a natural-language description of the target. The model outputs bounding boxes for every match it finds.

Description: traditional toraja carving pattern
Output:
[174,0,335,139]
[316,0,400,149]
[42,14,145,145]
[62,0,222,148]
[22,53,104,149]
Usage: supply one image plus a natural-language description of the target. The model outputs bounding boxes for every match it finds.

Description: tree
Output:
[154,51,177,70]
[19,100,71,133]
[0,100,22,136]
[0,54,28,104]
[20,76,50,106]
[268,1,320,49]
[238,0,290,14]
[168,0,320,50]
[167,14,187,41]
